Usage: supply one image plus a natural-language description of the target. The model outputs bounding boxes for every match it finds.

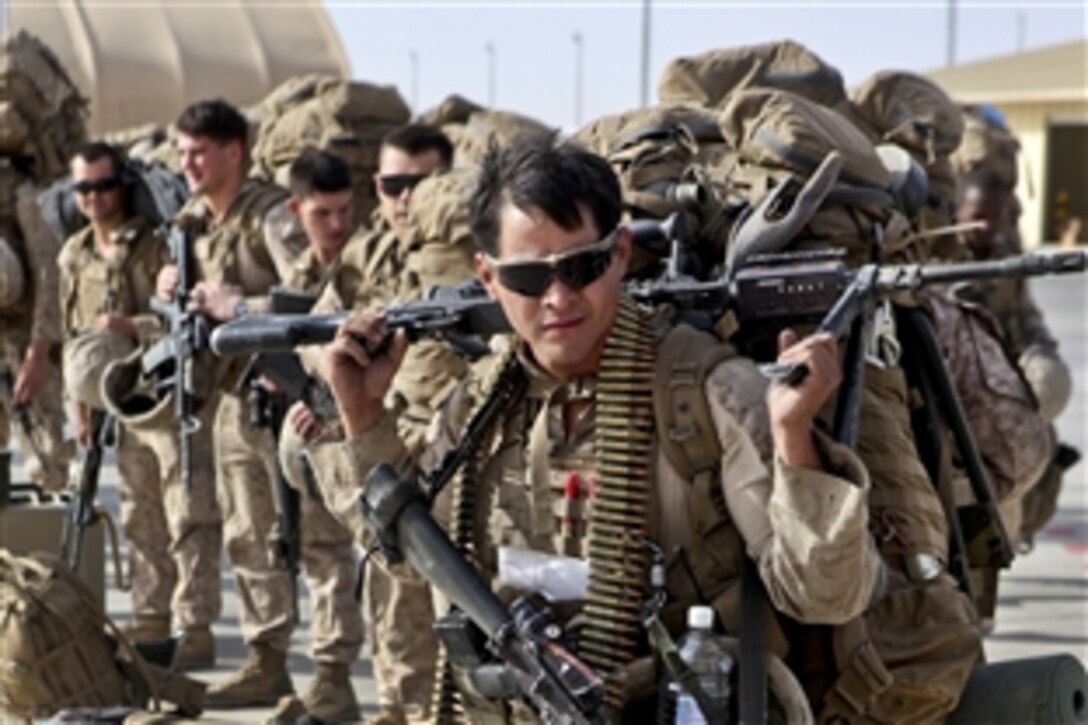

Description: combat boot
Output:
[205,642,294,709]
[172,624,216,671]
[120,614,171,644]
[300,661,360,722]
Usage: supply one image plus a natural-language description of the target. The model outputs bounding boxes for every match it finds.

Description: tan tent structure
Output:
[6,0,350,135]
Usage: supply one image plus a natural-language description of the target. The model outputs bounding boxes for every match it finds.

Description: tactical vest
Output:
[179,180,286,292]
[58,217,163,335]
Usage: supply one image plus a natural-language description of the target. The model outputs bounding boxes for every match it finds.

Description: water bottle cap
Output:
[687,605,714,629]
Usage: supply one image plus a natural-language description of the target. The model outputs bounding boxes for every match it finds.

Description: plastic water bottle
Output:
[670,605,734,724]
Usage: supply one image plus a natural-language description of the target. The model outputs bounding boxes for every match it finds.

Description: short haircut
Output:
[961,169,1010,197]
[175,99,249,147]
[288,148,353,198]
[382,124,454,168]
[469,133,621,256]
[72,141,125,178]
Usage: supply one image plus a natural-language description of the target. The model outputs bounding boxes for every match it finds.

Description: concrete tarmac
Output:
[14,270,1086,722]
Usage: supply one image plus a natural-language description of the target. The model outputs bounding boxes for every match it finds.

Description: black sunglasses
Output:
[72,176,122,195]
[376,173,428,197]
[487,231,619,297]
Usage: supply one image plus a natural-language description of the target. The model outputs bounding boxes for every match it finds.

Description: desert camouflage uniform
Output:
[297,171,476,723]
[58,215,224,628]
[0,172,72,491]
[271,245,364,667]
[308,304,880,723]
[180,182,305,650]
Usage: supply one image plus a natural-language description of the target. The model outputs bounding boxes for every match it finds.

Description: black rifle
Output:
[142,224,209,489]
[60,409,113,571]
[361,462,605,725]
[0,367,49,477]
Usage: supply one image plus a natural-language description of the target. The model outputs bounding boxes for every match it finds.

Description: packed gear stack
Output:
[250,74,411,225]
[0,30,88,182]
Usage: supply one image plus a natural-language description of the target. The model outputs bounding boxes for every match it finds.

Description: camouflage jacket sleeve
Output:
[16,180,63,344]
[704,361,880,625]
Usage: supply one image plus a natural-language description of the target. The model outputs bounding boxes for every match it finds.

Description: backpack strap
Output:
[652,323,737,487]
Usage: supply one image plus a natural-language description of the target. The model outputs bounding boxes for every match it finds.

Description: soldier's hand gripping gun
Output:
[361,463,605,725]
[142,225,209,489]
[209,279,511,357]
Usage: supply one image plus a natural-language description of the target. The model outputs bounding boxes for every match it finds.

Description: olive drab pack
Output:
[0,551,205,720]
[250,74,411,225]
[657,40,848,111]
[418,93,551,166]
[718,87,912,264]
[953,104,1021,191]
[0,31,88,182]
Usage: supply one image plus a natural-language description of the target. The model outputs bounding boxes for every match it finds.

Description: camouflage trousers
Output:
[215,391,295,649]
[123,403,224,629]
[283,419,434,714]
[0,344,72,492]
[277,421,364,664]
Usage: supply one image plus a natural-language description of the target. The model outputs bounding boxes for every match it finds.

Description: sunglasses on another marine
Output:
[376,173,429,197]
[72,176,122,195]
[486,230,619,297]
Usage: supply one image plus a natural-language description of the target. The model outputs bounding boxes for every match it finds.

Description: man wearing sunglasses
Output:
[311,136,881,720]
[59,141,202,651]
[294,125,469,724]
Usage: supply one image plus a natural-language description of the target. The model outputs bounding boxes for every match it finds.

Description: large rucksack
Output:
[0,30,88,182]
[657,40,848,110]
[716,87,912,265]
[0,550,204,720]
[250,74,411,225]
[418,93,552,166]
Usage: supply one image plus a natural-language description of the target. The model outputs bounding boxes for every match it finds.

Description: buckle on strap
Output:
[827,639,894,716]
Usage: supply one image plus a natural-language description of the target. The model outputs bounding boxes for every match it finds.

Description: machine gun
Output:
[142,224,209,489]
[361,462,605,725]
[210,279,510,357]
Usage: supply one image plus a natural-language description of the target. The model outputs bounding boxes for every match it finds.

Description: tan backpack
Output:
[0,31,88,182]
[717,88,912,264]
[657,40,847,110]
[850,71,964,165]
[250,74,411,225]
[0,551,180,720]
[419,93,551,167]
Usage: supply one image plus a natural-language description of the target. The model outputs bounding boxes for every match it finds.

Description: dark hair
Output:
[288,148,353,198]
[961,169,1010,197]
[382,124,454,168]
[175,98,249,148]
[72,141,126,178]
[469,134,621,256]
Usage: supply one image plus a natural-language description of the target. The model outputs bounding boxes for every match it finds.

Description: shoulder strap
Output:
[652,323,737,482]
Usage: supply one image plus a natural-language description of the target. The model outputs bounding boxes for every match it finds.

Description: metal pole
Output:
[572,32,584,127]
[640,0,651,106]
[946,0,957,67]
[1016,12,1027,52]
[409,50,419,113]
[485,42,496,107]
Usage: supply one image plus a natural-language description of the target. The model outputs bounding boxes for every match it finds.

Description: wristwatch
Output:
[233,297,249,318]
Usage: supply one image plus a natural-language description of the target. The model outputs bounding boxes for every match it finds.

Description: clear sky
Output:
[325,1,1087,130]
